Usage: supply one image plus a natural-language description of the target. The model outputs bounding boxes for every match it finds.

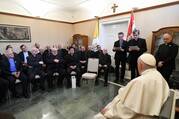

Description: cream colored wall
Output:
[73,4,179,52]
[0,14,73,53]
[73,20,96,45]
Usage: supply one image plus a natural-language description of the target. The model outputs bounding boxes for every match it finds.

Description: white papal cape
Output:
[94,68,169,119]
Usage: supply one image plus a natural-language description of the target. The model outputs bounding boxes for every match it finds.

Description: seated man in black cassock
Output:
[42,45,51,65]
[42,45,51,73]
[87,45,100,58]
[46,47,65,88]
[65,47,80,88]
[96,45,103,57]
[27,47,46,91]
[78,46,87,76]
[1,48,30,98]
[97,49,111,86]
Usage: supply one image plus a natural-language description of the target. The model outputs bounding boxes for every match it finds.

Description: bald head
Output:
[31,47,39,56]
[137,53,156,75]
[163,33,173,44]
[51,47,58,55]
[102,49,108,54]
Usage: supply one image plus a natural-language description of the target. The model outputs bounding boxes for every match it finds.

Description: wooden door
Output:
[73,34,88,50]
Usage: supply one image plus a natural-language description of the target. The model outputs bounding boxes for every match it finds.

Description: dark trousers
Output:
[6,72,29,97]
[158,67,173,86]
[47,68,65,88]
[0,78,9,101]
[28,69,46,90]
[79,62,87,76]
[115,59,126,81]
[98,66,109,84]
[129,58,139,80]
[67,67,80,88]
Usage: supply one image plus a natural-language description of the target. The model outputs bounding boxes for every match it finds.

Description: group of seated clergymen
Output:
[0,42,112,102]
[0,29,178,106]
[0,29,178,119]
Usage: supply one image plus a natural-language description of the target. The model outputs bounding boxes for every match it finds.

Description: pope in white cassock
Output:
[94,53,169,119]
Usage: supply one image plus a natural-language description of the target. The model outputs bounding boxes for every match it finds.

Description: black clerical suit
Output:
[113,40,128,82]
[65,53,80,88]
[1,55,29,98]
[27,54,46,91]
[128,38,147,79]
[42,49,51,73]
[78,50,87,76]
[87,50,99,58]
[98,53,111,86]
[155,42,178,84]
[46,53,65,88]
[18,51,32,74]
[42,49,51,65]
[58,48,68,60]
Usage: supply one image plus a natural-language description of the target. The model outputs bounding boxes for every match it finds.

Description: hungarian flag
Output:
[127,11,135,40]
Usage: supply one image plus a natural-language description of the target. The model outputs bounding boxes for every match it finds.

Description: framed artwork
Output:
[0,24,31,42]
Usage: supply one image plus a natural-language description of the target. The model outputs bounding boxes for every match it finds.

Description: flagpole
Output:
[95,16,99,40]
[92,16,99,45]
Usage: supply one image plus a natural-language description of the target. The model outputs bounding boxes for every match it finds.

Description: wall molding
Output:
[73,0,179,24]
[0,12,73,24]
[0,0,179,25]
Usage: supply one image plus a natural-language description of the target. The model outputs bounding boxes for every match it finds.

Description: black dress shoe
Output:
[120,79,125,82]
[32,87,38,92]
[104,83,108,87]
[114,79,119,83]
[66,85,71,89]
[95,80,99,86]
[40,86,45,91]
[0,98,6,104]
[77,84,81,87]
[14,94,21,98]
[95,82,99,86]
[24,95,30,99]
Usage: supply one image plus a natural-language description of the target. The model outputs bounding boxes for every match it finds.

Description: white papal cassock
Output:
[94,68,169,119]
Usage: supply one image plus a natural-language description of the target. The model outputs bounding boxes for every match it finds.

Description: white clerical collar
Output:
[141,68,156,75]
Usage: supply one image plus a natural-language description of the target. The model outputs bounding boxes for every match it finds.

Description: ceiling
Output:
[0,0,178,22]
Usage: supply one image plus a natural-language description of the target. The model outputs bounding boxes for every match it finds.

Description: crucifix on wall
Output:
[111,3,118,13]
